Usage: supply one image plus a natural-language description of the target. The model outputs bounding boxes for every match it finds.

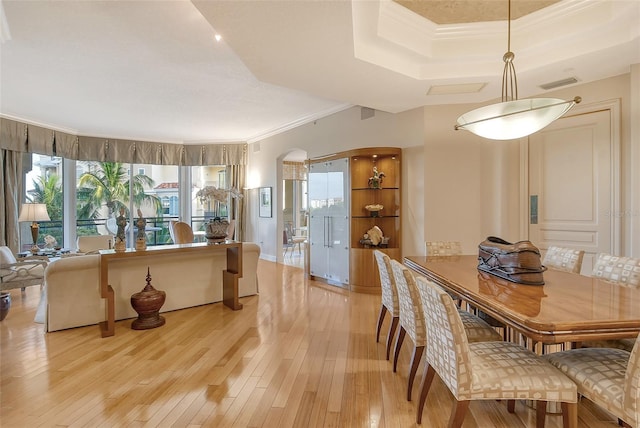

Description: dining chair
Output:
[584,253,640,352]
[170,221,194,244]
[592,253,640,289]
[389,260,502,401]
[542,245,585,274]
[414,275,578,427]
[76,235,113,254]
[425,240,463,307]
[544,335,639,428]
[425,240,461,257]
[373,250,399,360]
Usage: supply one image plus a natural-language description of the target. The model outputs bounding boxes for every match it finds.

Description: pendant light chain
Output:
[502,0,518,102]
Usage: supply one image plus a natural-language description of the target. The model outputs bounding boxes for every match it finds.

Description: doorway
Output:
[281,151,308,268]
[527,102,620,273]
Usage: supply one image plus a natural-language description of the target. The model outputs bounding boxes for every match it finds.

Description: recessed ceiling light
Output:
[427,83,487,96]
[214,34,222,42]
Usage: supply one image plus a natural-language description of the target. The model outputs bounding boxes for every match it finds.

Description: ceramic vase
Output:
[0,292,11,321]
[130,268,166,330]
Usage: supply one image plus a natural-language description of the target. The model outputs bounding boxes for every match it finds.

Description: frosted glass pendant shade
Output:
[455,97,581,140]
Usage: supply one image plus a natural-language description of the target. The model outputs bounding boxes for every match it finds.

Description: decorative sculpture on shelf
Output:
[365,204,383,217]
[114,207,127,252]
[368,166,385,189]
[359,225,390,248]
[135,209,147,251]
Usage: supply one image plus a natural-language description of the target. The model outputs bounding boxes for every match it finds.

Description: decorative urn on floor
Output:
[0,292,11,321]
[130,268,166,330]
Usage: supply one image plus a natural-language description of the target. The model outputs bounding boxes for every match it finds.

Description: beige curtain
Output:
[228,165,246,241]
[2,118,248,166]
[54,131,79,159]
[1,149,24,252]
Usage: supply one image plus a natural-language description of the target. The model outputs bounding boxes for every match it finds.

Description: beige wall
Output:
[247,106,425,261]
[423,72,638,256]
[248,70,640,261]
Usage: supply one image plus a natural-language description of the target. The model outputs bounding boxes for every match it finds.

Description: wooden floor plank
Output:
[0,260,621,428]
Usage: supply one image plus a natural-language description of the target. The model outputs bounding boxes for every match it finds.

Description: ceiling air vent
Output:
[539,77,579,90]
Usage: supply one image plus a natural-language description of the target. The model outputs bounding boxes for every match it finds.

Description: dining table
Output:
[404,255,640,345]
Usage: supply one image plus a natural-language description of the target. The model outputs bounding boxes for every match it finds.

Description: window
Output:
[191,165,227,234]
[22,154,64,251]
[20,156,230,249]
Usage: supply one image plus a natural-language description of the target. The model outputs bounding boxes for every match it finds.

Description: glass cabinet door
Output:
[308,158,350,286]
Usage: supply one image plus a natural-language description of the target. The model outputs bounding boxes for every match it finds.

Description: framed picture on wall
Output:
[259,187,272,218]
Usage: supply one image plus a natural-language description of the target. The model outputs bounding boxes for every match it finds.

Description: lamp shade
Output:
[18,203,51,222]
[455,97,581,141]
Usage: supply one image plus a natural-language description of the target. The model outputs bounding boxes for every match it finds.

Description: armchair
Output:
[0,246,47,292]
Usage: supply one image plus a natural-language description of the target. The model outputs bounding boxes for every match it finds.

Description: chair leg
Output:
[507,400,516,413]
[386,317,399,360]
[416,364,436,424]
[376,305,387,343]
[561,402,578,428]
[448,399,470,428]
[407,345,425,401]
[393,327,406,373]
[536,400,547,428]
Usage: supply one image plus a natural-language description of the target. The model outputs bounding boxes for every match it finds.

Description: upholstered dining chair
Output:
[170,221,194,244]
[389,260,502,401]
[583,253,640,352]
[425,240,461,257]
[414,276,578,428]
[544,335,639,428]
[373,250,399,360]
[542,245,585,274]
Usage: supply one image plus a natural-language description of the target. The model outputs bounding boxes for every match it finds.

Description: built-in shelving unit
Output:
[349,148,402,294]
[307,147,402,294]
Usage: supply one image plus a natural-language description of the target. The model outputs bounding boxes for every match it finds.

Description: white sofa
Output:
[45,242,260,332]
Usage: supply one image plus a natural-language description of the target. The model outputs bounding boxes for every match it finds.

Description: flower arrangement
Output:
[196,186,243,204]
[368,166,385,189]
[44,234,58,249]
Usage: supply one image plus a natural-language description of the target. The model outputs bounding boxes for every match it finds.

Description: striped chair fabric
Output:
[543,246,584,274]
[545,335,640,428]
[425,241,461,256]
[389,260,502,401]
[415,275,578,427]
[592,253,640,288]
[373,250,400,360]
[585,253,640,351]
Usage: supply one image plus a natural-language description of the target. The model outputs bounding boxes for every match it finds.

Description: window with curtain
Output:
[191,165,227,236]
[136,163,179,245]
[22,154,64,251]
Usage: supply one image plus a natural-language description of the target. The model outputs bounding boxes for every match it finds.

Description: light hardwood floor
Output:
[0,260,621,427]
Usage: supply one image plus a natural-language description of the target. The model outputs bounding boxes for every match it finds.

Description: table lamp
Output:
[18,203,50,253]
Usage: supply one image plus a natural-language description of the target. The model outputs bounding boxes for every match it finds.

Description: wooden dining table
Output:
[404,255,640,345]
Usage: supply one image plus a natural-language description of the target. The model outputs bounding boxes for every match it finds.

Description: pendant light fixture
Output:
[454,0,581,140]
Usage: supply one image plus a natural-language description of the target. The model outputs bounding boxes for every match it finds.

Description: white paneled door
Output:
[529,109,617,274]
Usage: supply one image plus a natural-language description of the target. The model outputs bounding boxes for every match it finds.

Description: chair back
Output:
[374,250,399,317]
[0,246,17,265]
[592,253,640,288]
[425,241,462,256]
[624,335,640,423]
[77,235,113,253]
[171,222,194,244]
[543,246,584,274]
[390,260,426,346]
[226,220,236,240]
[415,275,472,399]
